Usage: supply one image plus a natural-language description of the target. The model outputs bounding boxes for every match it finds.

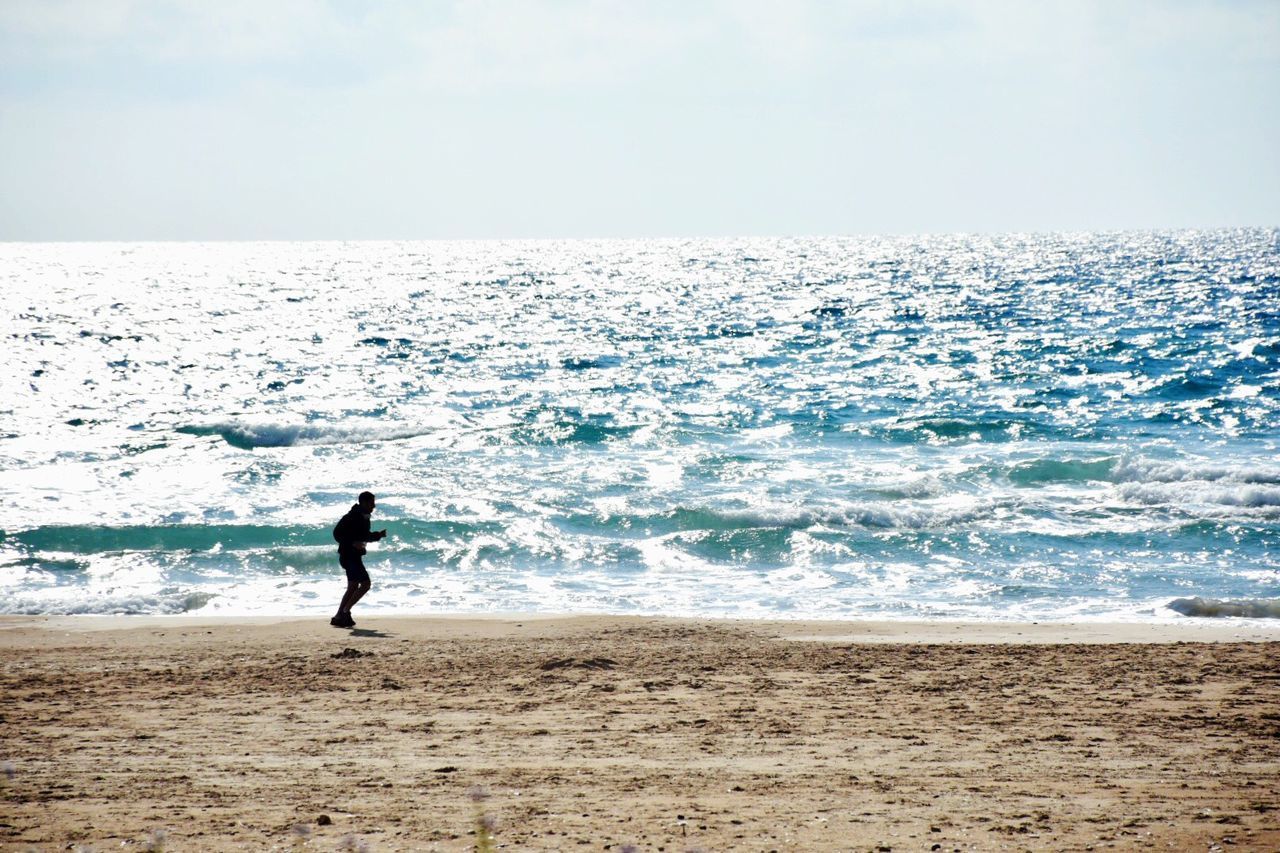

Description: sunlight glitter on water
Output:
[1,232,1278,618]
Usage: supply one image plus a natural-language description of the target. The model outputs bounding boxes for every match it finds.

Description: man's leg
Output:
[336,580,361,617]
[347,578,371,610]
[333,553,371,625]
[333,551,363,624]
[344,557,371,616]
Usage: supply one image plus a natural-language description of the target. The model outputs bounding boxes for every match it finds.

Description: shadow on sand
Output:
[347,627,393,639]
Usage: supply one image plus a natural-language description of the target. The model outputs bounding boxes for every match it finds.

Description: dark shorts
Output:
[339,551,370,586]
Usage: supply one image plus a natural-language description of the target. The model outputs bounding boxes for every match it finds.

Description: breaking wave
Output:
[2,523,329,553]
[1117,482,1280,512]
[1167,597,1280,619]
[0,589,216,616]
[178,421,433,449]
[1110,458,1280,485]
[1001,455,1280,487]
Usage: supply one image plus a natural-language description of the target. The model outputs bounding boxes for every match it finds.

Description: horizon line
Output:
[3,223,1278,246]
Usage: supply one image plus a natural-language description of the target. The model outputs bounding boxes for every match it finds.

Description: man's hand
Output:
[377,529,388,539]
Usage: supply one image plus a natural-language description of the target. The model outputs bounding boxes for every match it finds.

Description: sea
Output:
[2,230,1278,621]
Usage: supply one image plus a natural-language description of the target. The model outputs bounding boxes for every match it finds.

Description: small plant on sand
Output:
[468,785,497,853]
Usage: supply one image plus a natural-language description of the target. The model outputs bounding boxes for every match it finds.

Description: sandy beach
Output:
[2,614,1277,851]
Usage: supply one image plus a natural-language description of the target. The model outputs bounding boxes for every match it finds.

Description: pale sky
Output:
[2,0,1278,240]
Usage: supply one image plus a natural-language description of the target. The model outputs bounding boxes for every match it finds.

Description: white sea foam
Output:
[1117,482,1280,512]
[0,588,216,616]
[1111,457,1280,485]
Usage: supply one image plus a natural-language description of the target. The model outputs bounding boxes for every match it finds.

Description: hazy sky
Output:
[2,0,1278,240]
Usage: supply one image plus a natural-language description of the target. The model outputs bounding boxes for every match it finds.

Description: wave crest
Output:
[1112,458,1280,485]
[179,421,431,449]
[1001,455,1280,487]
[0,589,215,616]
[1168,597,1280,619]
[1117,482,1280,510]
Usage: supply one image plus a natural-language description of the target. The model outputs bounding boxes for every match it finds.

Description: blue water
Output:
[1,231,1278,619]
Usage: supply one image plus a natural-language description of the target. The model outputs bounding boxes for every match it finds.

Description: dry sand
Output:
[1,614,1277,851]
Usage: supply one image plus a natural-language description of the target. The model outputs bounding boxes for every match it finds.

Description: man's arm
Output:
[358,516,386,543]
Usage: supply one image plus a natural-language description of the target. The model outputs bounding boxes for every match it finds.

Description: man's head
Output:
[358,491,376,512]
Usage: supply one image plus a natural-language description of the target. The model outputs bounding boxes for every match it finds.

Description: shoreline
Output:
[3,611,1280,644]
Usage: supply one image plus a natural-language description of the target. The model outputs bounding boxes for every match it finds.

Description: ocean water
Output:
[2,231,1278,621]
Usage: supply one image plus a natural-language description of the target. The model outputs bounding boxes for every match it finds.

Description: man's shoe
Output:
[330,614,354,628]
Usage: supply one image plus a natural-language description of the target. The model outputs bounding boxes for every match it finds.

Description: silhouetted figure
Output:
[331,491,387,628]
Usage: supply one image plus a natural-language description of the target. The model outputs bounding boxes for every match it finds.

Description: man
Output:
[331,491,387,628]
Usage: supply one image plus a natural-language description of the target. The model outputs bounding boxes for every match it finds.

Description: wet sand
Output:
[2,615,1277,851]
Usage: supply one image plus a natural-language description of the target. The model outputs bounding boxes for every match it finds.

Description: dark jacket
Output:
[335,504,384,555]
